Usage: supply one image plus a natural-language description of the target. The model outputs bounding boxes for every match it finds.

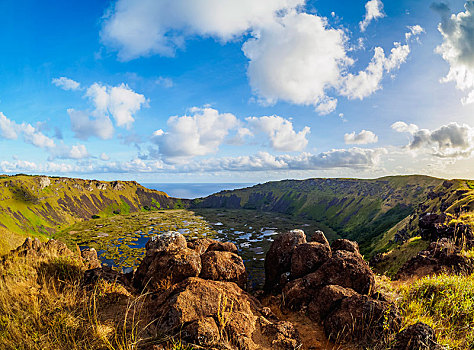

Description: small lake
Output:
[58,209,338,289]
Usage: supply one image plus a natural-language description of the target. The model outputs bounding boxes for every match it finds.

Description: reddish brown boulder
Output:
[290,242,331,278]
[182,317,220,347]
[145,231,187,256]
[187,238,216,255]
[153,277,301,349]
[206,241,238,254]
[133,248,201,290]
[264,229,307,292]
[391,322,445,350]
[311,230,330,248]
[81,248,101,269]
[307,285,357,321]
[282,278,312,309]
[324,294,401,345]
[396,238,473,280]
[305,250,375,295]
[200,250,247,289]
[261,320,301,350]
[331,239,360,255]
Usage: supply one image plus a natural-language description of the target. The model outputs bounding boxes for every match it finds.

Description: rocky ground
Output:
[2,228,451,350]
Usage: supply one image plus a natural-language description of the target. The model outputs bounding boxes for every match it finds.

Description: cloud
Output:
[243,12,422,111]
[168,147,386,172]
[52,77,81,91]
[101,0,304,60]
[86,83,147,129]
[391,121,419,134]
[0,112,90,160]
[67,109,115,140]
[393,121,474,158]
[155,77,174,88]
[433,2,474,104]
[242,12,351,109]
[344,130,378,144]
[101,1,421,112]
[51,144,90,160]
[246,115,310,151]
[360,0,385,32]
[100,153,111,161]
[340,37,414,100]
[151,107,238,163]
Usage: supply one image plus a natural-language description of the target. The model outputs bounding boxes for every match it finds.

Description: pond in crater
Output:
[56,208,337,289]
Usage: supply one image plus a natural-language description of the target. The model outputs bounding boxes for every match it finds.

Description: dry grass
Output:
[0,248,159,350]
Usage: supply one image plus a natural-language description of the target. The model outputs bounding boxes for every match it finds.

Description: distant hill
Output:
[192,175,464,256]
[0,174,179,253]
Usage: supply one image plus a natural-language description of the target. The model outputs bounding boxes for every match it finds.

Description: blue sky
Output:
[0,0,473,182]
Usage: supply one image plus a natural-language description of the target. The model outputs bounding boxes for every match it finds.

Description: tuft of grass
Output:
[398,273,474,349]
[0,245,157,350]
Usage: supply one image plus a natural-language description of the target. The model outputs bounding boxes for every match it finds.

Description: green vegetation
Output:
[398,273,474,349]
[193,175,445,256]
[56,210,215,269]
[0,175,176,253]
[373,237,430,277]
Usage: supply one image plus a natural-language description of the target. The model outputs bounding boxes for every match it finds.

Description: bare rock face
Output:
[207,241,239,254]
[396,237,473,280]
[313,250,375,295]
[200,250,247,289]
[264,229,307,292]
[38,176,51,189]
[181,317,220,347]
[307,285,357,322]
[133,248,201,290]
[391,322,446,350]
[153,277,301,350]
[312,230,330,247]
[12,238,74,259]
[80,248,101,269]
[331,239,360,255]
[187,238,217,255]
[145,231,187,256]
[290,242,331,279]
[323,294,401,345]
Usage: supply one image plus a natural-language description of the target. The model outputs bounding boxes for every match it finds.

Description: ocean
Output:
[141,183,256,199]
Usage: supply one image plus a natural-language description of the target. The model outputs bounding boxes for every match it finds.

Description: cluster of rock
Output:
[419,212,473,246]
[130,232,301,350]
[396,237,473,280]
[264,229,401,346]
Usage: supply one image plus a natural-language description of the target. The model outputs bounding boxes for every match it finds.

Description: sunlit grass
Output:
[397,273,474,349]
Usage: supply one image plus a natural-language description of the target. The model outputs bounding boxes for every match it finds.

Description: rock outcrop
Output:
[132,233,301,349]
[396,237,473,280]
[391,322,446,350]
[265,230,400,346]
[419,212,473,246]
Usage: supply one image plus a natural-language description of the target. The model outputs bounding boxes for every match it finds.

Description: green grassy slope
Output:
[193,175,445,255]
[0,174,178,254]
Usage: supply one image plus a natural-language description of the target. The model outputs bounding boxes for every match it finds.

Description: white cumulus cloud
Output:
[100,0,304,60]
[394,121,474,158]
[151,107,238,163]
[86,83,147,129]
[246,115,310,151]
[242,12,351,108]
[433,2,474,104]
[52,77,81,91]
[344,130,378,144]
[360,0,385,32]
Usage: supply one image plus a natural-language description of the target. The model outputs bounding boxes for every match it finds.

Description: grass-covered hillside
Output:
[193,175,446,255]
[0,174,179,254]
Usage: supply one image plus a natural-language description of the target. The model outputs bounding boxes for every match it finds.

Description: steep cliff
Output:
[193,175,446,255]
[0,174,178,252]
